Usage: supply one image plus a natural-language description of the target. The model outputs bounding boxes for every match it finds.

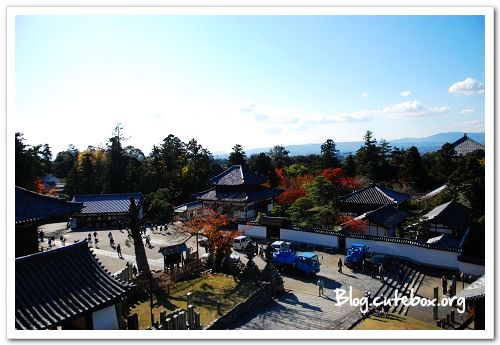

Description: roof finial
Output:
[464,132,468,138]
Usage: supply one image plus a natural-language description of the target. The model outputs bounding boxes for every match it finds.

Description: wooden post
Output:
[441,317,446,329]
[433,287,439,320]
[451,276,457,297]
[127,313,139,330]
[217,300,221,315]
[173,314,178,330]
[187,292,193,308]
[451,310,455,323]
[160,310,167,328]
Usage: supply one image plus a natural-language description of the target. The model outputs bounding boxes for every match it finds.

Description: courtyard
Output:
[37,221,470,330]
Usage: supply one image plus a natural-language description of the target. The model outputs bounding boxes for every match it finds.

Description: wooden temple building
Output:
[71,193,143,229]
[451,133,484,156]
[15,186,83,257]
[193,165,281,221]
[15,241,132,330]
[337,183,411,217]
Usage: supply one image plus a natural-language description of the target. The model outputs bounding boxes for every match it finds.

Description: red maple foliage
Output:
[337,215,369,234]
[321,168,362,191]
[34,177,46,194]
[275,188,306,206]
[275,168,287,188]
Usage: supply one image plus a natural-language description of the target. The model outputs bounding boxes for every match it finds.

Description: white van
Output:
[233,235,252,250]
[271,240,291,253]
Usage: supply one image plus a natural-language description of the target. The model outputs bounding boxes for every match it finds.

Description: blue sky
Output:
[15,15,485,155]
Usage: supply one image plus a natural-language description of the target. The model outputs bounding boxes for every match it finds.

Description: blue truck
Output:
[344,243,369,268]
[272,250,321,276]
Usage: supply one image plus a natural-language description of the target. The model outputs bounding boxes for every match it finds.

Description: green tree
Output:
[103,135,127,193]
[320,139,340,169]
[79,151,97,194]
[284,163,309,178]
[399,146,428,191]
[269,145,290,168]
[248,153,278,187]
[228,144,247,166]
[53,145,79,178]
[342,154,356,177]
[15,132,36,189]
[355,130,381,181]
[430,143,457,183]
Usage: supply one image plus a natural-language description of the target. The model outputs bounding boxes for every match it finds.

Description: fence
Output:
[239,223,484,276]
[113,264,134,283]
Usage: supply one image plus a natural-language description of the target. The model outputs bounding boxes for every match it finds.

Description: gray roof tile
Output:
[15,241,132,330]
[16,187,83,225]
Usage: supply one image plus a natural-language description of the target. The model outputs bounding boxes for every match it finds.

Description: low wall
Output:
[205,283,272,330]
[280,228,339,249]
[345,237,460,270]
[457,260,485,277]
[238,224,267,239]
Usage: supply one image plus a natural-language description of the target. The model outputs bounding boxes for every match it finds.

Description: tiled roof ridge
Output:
[16,186,81,204]
[74,192,142,198]
[209,165,238,183]
[374,185,396,203]
[15,240,89,266]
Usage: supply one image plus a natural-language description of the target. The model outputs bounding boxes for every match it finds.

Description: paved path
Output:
[231,290,358,330]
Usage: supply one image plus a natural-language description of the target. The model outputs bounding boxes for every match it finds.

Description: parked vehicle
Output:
[345,244,369,268]
[232,235,252,250]
[271,240,291,253]
[272,250,321,276]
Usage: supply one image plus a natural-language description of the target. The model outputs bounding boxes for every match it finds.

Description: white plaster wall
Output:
[280,228,339,248]
[238,224,267,239]
[458,261,485,277]
[345,237,460,270]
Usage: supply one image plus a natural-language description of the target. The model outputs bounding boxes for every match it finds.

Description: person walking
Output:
[441,276,448,296]
[94,237,99,248]
[338,258,343,274]
[317,278,325,296]
[145,235,151,248]
[117,244,123,259]
[398,268,404,286]
[39,230,44,243]
[379,264,385,282]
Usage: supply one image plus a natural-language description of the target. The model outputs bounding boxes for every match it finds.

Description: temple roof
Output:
[15,241,132,330]
[72,193,142,214]
[15,186,83,225]
[424,200,470,231]
[194,186,281,203]
[338,184,410,206]
[209,165,267,186]
[451,133,484,156]
[355,204,409,229]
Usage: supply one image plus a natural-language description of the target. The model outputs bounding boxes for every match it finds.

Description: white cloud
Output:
[460,108,475,114]
[448,77,484,96]
[380,100,450,118]
[400,90,411,97]
[451,120,485,131]
[239,103,255,113]
[254,113,270,121]
[361,93,370,97]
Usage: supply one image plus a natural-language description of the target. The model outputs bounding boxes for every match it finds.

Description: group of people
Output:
[362,290,391,318]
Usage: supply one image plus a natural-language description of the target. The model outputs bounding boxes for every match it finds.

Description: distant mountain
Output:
[211,132,485,158]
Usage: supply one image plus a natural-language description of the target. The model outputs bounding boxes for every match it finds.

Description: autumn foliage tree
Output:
[338,215,369,234]
[186,211,236,272]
